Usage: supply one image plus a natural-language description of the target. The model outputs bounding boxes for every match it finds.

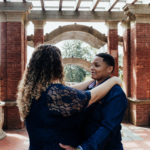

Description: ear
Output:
[107,66,113,74]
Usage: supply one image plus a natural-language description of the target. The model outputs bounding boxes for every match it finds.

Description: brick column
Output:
[121,21,131,97]
[0,12,27,129]
[0,15,7,106]
[106,21,118,76]
[33,21,45,47]
[24,21,29,68]
[129,16,150,126]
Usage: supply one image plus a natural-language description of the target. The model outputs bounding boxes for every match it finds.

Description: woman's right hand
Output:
[110,76,122,86]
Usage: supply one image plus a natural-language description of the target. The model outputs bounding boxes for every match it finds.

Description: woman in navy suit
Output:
[17,45,121,150]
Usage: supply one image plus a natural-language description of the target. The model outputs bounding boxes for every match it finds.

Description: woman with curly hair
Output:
[17,45,121,150]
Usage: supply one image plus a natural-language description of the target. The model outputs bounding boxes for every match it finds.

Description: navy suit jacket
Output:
[81,81,127,150]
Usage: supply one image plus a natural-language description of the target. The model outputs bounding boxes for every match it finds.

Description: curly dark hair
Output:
[17,45,64,120]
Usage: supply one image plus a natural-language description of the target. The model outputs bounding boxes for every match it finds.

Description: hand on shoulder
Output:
[110,76,122,87]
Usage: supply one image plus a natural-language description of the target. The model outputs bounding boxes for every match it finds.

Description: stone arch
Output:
[27,24,123,48]
[62,58,91,72]
[28,24,107,49]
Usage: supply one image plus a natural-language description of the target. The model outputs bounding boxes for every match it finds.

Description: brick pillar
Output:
[0,12,27,129]
[24,21,28,68]
[33,21,45,47]
[0,15,7,104]
[120,21,131,123]
[121,21,131,97]
[106,21,118,76]
[129,16,150,126]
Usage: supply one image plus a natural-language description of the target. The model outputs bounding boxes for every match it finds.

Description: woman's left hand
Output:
[59,143,76,150]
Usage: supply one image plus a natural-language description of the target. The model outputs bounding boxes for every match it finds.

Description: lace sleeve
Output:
[46,84,91,117]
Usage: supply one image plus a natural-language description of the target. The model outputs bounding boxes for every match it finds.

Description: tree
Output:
[62,40,97,82]
[64,65,86,82]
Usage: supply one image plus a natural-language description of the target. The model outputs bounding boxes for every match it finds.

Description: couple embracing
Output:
[17,45,127,150]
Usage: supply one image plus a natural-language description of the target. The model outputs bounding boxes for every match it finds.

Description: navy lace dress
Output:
[25,83,91,150]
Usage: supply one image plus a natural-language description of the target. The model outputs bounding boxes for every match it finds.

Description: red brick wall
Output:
[136,24,150,99]
[123,28,131,97]
[130,23,137,99]
[130,23,150,99]
[129,23,150,126]
[107,29,118,76]
[130,103,150,126]
[6,22,24,100]
[5,106,23,129]
[0,22,7,101]
[0,22,25,129]
[34,29,44,47]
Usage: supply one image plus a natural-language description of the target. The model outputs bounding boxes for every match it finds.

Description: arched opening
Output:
[27,23,108,49]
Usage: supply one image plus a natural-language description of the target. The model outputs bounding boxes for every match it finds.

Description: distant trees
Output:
[64,65,87,82]
[62,40,97,82]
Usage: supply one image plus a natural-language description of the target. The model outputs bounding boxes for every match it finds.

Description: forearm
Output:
[70,79,94,90]
[80,127,110,150]
[89,77,121,106]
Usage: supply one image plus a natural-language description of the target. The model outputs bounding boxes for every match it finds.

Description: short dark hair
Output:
[96,53,115,72]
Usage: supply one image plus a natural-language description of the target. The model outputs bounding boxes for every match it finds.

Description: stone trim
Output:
[0,102,6,140]
[135,15,150,24]
[128,15,150,24]
[0,12,25,23]
[0,101,17,107]
[0,13,6,22]
[0,102,5,107]
[128,98,150,104]
[105,21,118,30]
[124,4,150,24]
[29,11,126,22]
[32,20,46,29]
[0,2,32,13]
[0,130,6,140]
[121,21,130,31]
[0,2,32,23]
[124,4,150,15]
